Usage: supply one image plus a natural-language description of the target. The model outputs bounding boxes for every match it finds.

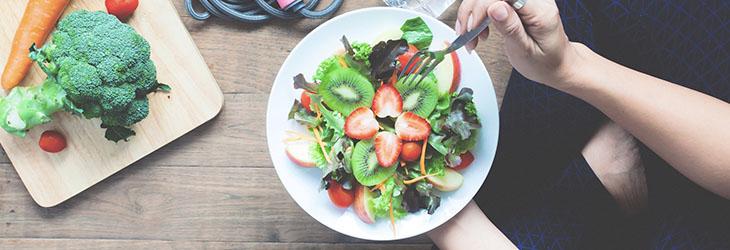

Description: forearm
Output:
[560,43,730,199]
[428,201,516,250]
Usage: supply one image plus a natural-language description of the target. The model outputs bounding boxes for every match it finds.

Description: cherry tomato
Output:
[452,151,474,171]
[39,130,66,153]
[397,45,420,73]
[301,91,312,112]
[327,180,355,208]
[400,142,422,162]
[106,0,139,20]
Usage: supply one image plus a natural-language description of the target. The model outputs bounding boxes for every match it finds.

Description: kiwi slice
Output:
[351,140,398,186]
[318,68,375,116]
[395,74,438,117]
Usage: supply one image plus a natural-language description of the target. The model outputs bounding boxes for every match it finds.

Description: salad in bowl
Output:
[285,17,481,230]
[267,7,498,240]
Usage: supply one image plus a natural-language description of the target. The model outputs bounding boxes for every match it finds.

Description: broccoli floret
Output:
[101,97,149,127]
[0,11,166,142]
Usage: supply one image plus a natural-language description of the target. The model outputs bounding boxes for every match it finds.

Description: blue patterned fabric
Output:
[473,0,730,249]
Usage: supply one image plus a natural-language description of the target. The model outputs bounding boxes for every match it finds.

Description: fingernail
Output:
[492,5,509,21]
[455,20,462,35]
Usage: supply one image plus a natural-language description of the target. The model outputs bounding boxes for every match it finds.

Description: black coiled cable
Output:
[185,0,344,23]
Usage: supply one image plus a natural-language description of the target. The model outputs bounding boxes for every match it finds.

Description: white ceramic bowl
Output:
[266,7,499,241]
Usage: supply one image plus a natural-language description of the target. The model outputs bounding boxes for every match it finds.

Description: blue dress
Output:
[473,0,730,249]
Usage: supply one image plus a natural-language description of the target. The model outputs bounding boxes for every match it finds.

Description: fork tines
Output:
[397,51,440,87]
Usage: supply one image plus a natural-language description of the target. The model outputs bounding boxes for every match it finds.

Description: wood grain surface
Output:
[0,0,512,248]
[0,0,224,207]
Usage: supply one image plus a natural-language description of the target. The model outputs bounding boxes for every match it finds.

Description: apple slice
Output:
[428,168,464,192]
[285,140,317,168]
[353,185,376,224]
[433,45,462,96]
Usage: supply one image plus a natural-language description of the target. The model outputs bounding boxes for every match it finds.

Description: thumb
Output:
[488,2,532,49]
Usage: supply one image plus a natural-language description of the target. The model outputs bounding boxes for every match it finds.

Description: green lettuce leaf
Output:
[288,100,320,127]
[368,177,407,219]
[400,17,433,49]
[351,42,373,67]
[313,56,343,83]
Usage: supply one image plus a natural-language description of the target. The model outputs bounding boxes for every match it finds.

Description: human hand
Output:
[457,0,585,88]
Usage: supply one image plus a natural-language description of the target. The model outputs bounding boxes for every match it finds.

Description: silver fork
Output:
[397,15,492,87]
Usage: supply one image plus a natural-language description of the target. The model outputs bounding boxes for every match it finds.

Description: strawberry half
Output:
[374,131,402,167]
[372,84,402,118]
[395,112,431,141]
[345,107,379,140]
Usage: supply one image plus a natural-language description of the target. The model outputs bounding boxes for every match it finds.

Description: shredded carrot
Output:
[419,139,428,175]
[370,178,388,192]
[403,174,436,185]
[312,127,331,163]
[389,195,396,236]
[313,103,322,120]
[338,56,348,68]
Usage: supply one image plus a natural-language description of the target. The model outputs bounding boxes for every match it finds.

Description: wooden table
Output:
[0,1,511,248]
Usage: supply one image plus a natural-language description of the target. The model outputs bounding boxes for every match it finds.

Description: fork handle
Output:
[445,16,491,53]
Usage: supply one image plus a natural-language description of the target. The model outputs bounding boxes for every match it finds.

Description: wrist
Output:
[551,42,595,93]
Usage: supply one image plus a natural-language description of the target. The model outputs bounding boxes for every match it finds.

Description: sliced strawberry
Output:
[372,84,403,118]
[374,131,402,167]
[395,112,431,141]
[345,107,379,140]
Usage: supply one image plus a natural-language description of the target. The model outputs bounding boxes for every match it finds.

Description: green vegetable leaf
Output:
[368,177,407,219]
[369,39,409,82]
[426,154,446,176]
[341,36,372,79]
[313,56,343,83]
[318,102,345,139]
[453,130,479,155]
[351,42,373,67]
[428,133,449,155]
[294,74,320,93]
[400,17,433,50]
[444,109,476,140]
[288,100,320,127]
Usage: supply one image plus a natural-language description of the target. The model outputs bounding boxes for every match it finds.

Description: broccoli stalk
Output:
[0,11,168,142]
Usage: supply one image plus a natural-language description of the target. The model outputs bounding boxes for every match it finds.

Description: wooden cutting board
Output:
[0,0,224,207]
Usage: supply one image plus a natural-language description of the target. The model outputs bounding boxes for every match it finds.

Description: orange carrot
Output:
[1,0,70,90]
[337,56,348,68]
[403,174,435,185]
[419,139,428,175]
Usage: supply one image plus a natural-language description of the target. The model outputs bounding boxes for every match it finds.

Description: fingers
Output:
[487,1,532,50]
[512,0,563,39]
[465,0,491,52]
[456,0,476,36]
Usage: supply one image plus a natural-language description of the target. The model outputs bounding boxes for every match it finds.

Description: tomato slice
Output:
[327,180,355,208]
[452,151,474,171]
[397,45,420,73]
[300,91,312,112]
